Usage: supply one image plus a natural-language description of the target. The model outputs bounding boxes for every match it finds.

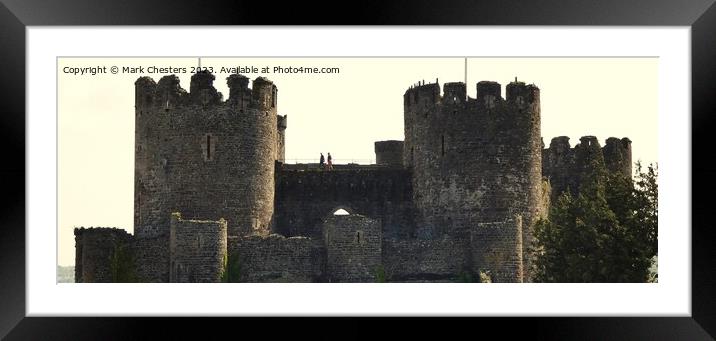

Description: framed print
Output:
[2,0,715,339]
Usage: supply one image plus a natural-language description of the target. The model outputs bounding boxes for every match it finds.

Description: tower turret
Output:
[402,79,543,282]
[134,72,280,242]
[603,137,633,178]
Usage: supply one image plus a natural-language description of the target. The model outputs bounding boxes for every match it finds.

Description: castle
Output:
[74,71,632,283]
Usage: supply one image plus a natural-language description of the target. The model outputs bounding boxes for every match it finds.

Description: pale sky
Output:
[58,57,658,265]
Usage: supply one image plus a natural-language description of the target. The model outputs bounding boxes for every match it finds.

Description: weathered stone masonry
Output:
[75,73,632,283]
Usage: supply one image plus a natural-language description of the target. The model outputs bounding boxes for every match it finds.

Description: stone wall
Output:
[169,213,227,283]
[228,234,323,282]
[133,234,169,282]
[374,140,404,167]
[134,71,281,238]
[470,215,523,283]
[274,167,415,239]
[382,236,467,282]
[74,227,132,283]
[323,214,382,282]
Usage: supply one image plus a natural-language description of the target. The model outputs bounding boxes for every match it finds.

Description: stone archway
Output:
[327,206,355,217]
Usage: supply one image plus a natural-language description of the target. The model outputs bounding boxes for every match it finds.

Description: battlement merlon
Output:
[277,115,287,130]
[506,81,540,104]
[251,77,278,111]
[476,81,502,101]
[443,82,467,103]
[404,82,440,107]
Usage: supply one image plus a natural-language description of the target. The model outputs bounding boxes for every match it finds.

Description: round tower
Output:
[134,72,279,238]
[403,79,543,280]
[375,140,404,167]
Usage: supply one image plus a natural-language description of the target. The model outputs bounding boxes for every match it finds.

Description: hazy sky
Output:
[58,57,658,265]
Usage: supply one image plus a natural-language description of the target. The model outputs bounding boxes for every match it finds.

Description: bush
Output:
[220,253,242,283]
[374,265,387,283]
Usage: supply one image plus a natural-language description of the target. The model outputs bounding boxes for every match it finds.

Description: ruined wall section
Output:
[169,213,227,283]
[323,214,382,282]
[134,72,279,238]
[469,215,523,282]
[74,227,133,283]
[402,80,543,265]
[228,235,324,282]
[274,168,415,239]
[543,136,632,199]
[382,237,467,282]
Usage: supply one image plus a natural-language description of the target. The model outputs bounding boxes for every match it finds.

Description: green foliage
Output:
[374,264,387,283]
[220,253,242,283]
[532,162,658,282]
[456,271,474,283]
[454,270,491,283]
[109,243,138,282]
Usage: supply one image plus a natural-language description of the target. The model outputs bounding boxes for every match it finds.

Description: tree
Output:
[532,162,658,282]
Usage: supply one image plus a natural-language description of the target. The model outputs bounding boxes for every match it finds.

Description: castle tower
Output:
[374,140,404,167]
[603,137,633,178]
[134,71,281,239]
[403,79,543,281]
[277,115,287,162]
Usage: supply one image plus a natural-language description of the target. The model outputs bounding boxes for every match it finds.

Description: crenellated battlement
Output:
[135,71,277,112]
[403,80,540,121]
[543,135,633,199]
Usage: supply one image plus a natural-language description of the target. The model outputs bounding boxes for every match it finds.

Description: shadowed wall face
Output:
[74,227,132,283]
[274,168,415,239]
[403,81,542,281]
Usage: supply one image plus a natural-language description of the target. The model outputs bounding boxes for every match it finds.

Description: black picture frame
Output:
[1,0,715,339]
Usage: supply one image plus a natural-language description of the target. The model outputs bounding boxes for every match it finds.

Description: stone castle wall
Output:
[323,214,382,282]
[382,237,467,282]
[74,227,132,283]
[133,234,169,282]
[169,213,227,283]
[274,167,415,239]
[469,215,523,282]
[228,234,324,282]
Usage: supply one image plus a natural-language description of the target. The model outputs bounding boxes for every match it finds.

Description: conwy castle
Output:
[74,71,632,283]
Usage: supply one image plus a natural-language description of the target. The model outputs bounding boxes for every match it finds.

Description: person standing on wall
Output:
[327,152,334,171]
[319,153,325,170]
